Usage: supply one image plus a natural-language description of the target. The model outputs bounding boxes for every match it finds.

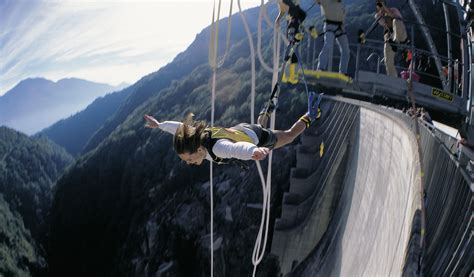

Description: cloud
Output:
[0,0,262,95]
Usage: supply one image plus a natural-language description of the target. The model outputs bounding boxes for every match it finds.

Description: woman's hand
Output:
[144,115,160,129]
[252,147,270,160]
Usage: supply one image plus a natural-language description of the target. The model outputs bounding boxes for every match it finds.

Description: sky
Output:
[0,0,263,96]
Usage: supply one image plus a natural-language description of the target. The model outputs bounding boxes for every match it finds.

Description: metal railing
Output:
[301,29,463,91]
[415,119,473,276]
[296,18,471,115]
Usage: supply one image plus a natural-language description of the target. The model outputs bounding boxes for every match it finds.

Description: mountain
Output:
[114,82,130,91]
[45,0,450,276]
[80,0,448,155]
[0,77,123,135]
[0,126,74,275]
[44,2,327,274]
[81,6,264,154]
[46,6,288,276]
[40,87,133,156]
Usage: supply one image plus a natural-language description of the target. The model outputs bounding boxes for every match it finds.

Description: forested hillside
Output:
[0,195,45,276]
[0,127,74,275]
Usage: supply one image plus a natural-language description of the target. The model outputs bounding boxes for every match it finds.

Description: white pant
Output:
[384,19,408,77]
[384,37,397,77]
[317,22,350,74]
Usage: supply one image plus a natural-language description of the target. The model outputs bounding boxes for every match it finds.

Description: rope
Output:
[262,0,289,46]
[250,1,283,273]
[209,2,217,68]
[257,0,275,73]
[207,1,234,275]
[305,1,317,13]
[208,1,286,275]
[249,1,321,271]
[257,0,291,74]
[238,0,256,123]
[237,1,275,275]
[292,46,311,100]
[252,161,272,276]
[209,0,234,70]
[210,48,216,277]
[217,0,234,68]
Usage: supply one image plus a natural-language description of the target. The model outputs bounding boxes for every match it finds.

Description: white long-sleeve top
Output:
[159,121,259,161]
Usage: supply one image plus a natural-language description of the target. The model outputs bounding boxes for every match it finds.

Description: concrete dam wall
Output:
[272,99,423,276]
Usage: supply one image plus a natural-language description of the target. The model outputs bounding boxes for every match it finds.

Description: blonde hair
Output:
[173,113,208,154]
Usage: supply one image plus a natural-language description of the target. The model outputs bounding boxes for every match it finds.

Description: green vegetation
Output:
[0,127,74,275]
[0,195,45,276]
[0,127,74,238]
[47,27,305,276]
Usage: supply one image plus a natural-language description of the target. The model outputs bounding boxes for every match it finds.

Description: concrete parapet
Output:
[282,192,302,205]
[277,106,422,276]
[296,152,318,170]
[290,167,310,180]
[278,202,299,226]
[271,99,362,274]
[288,177,317,198]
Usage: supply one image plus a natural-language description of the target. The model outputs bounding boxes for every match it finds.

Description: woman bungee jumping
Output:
[144,94,322,166]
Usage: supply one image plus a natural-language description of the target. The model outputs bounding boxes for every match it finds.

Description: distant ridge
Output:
[40,87,133,156]
[0,77,123,135]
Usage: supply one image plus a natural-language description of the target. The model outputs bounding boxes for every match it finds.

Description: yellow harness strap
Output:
[207,127,254,144]
[302,69,353,83]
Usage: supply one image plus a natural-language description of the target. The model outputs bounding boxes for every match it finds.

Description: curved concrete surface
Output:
[319,107,422,276]
[272,102,357,273]
[279,104,424,276]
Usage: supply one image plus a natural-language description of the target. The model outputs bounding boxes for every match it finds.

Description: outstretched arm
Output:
[144,115,182,135]
[144,115,160,128]
[213,139,270,161]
